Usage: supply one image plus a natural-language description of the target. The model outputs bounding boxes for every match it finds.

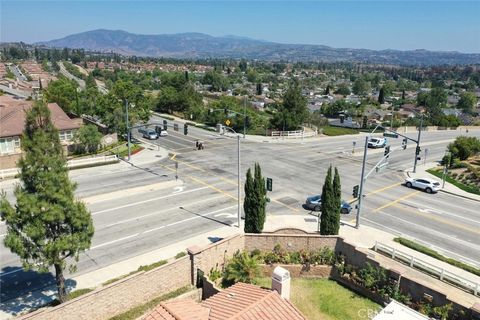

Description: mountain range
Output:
[37,29,480,66]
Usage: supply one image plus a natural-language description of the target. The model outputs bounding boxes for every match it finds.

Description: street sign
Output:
[225,119,231,126]
[174,124,179,131]
[383,132,398,138]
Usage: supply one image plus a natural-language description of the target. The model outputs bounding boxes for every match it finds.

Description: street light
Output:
[223,126,241,229]
[125,99,131,161]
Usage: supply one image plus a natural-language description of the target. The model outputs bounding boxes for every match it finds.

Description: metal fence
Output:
[374,241,479,296]
[0,155,118,180]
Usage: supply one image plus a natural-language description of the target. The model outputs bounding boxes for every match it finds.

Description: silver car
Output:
[405,178,440,193]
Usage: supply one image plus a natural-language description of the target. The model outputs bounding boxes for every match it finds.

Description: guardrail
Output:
[374,241,479,296]
[0,155,118,179]
[270,128,317,139]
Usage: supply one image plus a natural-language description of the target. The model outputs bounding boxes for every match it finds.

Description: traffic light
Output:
[184,124,188,135]
[163,120,167,131]
[340,114,345,124]
[266,178,273,191]
[402,138,407,150]
[383,132,399,138]
[353,185,359,198]
[245,116,250,127]
[416,146,421,155]
[384,145,390,158]
[224,108,228,115]
[174,123,179,131]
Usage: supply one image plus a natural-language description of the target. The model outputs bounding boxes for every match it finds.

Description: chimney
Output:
[271,266,290,300]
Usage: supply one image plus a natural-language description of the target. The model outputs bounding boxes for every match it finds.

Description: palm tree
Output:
[224,251,261,284]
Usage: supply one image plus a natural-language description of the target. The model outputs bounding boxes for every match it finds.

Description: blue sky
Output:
[1,1,479,53]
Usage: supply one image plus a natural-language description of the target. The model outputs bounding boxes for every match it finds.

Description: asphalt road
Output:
[1,126,479,307]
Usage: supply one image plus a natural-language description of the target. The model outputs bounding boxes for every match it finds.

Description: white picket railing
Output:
[0,155,118,180]
[374,241,479,296]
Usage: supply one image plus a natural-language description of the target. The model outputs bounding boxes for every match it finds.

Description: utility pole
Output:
[413,114,424,173]
[125,99,131,161]
[243,96,247,139]
[355,136,369,229]
[237,135,241,228]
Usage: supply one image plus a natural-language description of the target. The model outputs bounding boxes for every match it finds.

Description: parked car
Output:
[305,195,352,214]
[368,137,387,148]
[405,178,440,193]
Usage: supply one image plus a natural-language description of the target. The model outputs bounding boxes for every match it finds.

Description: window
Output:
[59,130,74,142]
[0,137,20,154]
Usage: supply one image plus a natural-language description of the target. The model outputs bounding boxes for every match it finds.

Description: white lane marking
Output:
[372,212,480,251]
[416,206,480,225]
[92,187,208,215]
[173,186,184,194]
[362,217,480,267]
[91,233,139,250]
[0,268,25,277]
[102,194,226,228]
[214,213,237,218]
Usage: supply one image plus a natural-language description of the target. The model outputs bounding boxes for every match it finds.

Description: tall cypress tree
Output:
[0,100,94,303]
[332,167,342,235]
[243,168,256,233]
[320,166,334,234]
[378,87,385,104]
[253,163,266,232]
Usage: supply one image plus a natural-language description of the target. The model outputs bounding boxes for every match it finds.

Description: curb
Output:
[439,189,480,202]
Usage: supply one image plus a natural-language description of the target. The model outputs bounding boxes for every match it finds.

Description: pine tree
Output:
[0,101,94,303]
[332,167,342,235]
[253,163,266,232]
[243,168,256,233]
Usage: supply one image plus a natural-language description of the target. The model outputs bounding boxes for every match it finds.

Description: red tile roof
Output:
[143,283,306,320]
[202,282,305,320]
[0,95,80,138]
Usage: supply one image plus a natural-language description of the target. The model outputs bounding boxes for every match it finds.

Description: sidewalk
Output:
[405,162,480,202]
[119,140,170,167]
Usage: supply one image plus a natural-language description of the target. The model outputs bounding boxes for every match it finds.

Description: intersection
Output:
[1,125,479,308]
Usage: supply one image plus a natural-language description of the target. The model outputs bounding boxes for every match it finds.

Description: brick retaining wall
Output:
[17,256,191,320]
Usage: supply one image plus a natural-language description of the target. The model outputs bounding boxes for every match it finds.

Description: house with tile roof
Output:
[0,95,82,168]
[143,282,306,320]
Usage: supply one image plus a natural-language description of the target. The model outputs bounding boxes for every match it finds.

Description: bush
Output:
[223,251,261,285]
[447,136,480,160]
[358,263,386,291]
[175,251,186,259]
[209,268,222,282]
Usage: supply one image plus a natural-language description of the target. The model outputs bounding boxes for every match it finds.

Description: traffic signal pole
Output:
[413,114,424,173]
[355,136,369,229]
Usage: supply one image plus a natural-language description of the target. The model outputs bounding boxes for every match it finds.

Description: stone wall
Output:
[244,233,342,252]
[18,256,191,320]
[187,234,245,287]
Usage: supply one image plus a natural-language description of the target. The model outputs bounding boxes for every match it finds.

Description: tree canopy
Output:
[0,101,94,303]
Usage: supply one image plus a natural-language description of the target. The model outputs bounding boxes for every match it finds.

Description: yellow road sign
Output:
[225,119,231,126]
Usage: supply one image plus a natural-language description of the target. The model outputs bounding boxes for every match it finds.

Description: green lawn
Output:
[255,278,380,320]
[320,126,359,136]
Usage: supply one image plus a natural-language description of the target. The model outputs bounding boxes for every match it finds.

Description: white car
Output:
[368,137,387,148]
[159,130,168,137]
[405,178,440,193]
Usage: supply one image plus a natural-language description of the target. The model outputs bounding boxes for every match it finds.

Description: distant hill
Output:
[36,29,480,66]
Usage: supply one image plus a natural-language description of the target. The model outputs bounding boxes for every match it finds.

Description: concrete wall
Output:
[0,153,20,169]
[18,256,191,320]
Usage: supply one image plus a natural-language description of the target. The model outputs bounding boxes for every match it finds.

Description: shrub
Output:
[358,263,386,291]
[223,251,261,285]
[175,251,187,259]
[209,268,222,282]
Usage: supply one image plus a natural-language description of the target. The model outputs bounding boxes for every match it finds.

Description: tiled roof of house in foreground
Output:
[143,282,306,320]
